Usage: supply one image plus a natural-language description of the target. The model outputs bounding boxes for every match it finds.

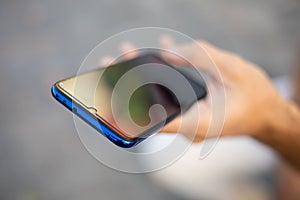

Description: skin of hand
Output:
[159,40,300,171]
[159,39,287,141]
[100,38,300,169]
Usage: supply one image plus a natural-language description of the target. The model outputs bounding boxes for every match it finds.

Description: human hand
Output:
[158,38,288,142]
[99,37,287,143]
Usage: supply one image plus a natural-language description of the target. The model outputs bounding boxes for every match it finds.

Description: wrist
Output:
[253,97,299,145]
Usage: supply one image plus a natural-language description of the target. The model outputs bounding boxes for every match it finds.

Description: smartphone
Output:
[51,53,206,148]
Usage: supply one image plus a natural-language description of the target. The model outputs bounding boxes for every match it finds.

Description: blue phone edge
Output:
[51,84,143,148]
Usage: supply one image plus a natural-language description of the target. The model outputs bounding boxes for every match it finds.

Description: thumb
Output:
[159,101,211,140]
[159,116,182,133]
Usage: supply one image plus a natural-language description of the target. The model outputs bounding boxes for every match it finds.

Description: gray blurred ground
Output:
[0,0,300,200]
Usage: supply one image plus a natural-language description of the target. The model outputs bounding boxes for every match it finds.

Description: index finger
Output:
[161,40,241,81]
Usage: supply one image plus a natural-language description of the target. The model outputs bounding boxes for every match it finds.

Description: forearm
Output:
[254,99,300,170]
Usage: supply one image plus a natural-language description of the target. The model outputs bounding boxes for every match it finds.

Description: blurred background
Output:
[0,0,300,199]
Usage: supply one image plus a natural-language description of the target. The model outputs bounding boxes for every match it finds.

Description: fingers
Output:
[120,42,138,60]
[160,36,190,66]
[196,40,243,79]
[99,56,116,67]
[99,38,242,82]
[99,42,138,68]
[160,37,242,81]
[159,35,175,49]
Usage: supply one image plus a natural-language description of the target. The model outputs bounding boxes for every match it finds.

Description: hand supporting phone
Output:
[51,53,206,148]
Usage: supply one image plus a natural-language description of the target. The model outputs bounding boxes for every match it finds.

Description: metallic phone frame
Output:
[51,83,181,148]
[51,84,143,147]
